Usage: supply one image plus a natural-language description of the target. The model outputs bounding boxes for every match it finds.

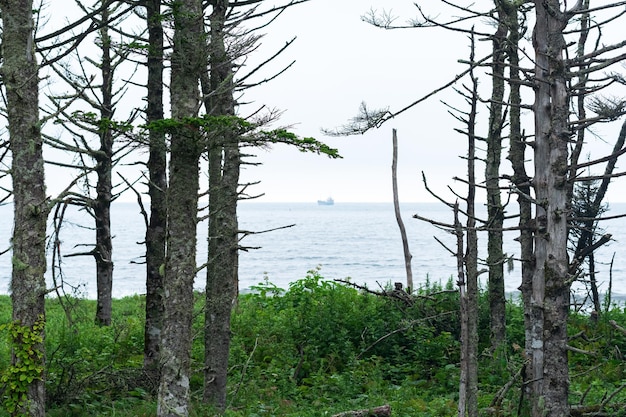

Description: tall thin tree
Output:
[485,0,508,349]
[143,0,167,370]
[202,0,239,409]
[157,0,204,414]
[44,1,137,325]
[1,0,48,414]
[93,4,115,326]
[391,128,413,291]
[531,1,572,415]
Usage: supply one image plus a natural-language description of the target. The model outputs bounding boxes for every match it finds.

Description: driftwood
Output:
[331,404,391,417]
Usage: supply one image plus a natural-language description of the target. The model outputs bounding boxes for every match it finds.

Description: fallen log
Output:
[570,402,626,417]
[331,404,391,417]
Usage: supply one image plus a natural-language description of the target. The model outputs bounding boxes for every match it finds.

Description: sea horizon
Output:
[1,202,625,302]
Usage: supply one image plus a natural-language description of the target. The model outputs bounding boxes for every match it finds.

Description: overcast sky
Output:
[239,0,471,203]
[36,1,626,205]
[237,0,626,204]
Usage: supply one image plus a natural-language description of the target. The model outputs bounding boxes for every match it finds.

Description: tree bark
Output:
[143,0,167,371]
[1,0,48,414]
[464,49,479,417]
[504,4,534,414]
[567,0,590,205]
[157,0,204,415]
[456,203,468,417]
[391,129,413,291]
[203,0,239,409]
[458,38,479,417]
[486,0,508,350]
[94,6,115,326]
[532,2,571,416]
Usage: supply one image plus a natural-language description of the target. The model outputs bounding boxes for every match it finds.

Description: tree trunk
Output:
[455,203,468,417]
[567,0,589,205]
[486,0,508,350]
[143,0,167,371]
[1,0,48,414]
[157,0,204,415]
[204,138,239,409]
[94,7,114,326]
[465,50,479,417]
[504,4,533,414]
[203,0,239,409]
[532,2,571,416]
[458,38,479,417]
[391,129,413,291]
[588,252,601,312]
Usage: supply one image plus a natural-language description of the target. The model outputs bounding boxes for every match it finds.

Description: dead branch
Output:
[609,320,626,336]
[237,224,296,241]
[118,173,149,230]
[334,279,385,296]
[433,235,456,257]
[566,345,598,357]
[356,311,456,360]
[488,361,527,411]
[413,213,455,229]
[570,402,626,417]
[421,171,455,210]
[568,233,612,274]
[323,53,492,136]
[334,279,426,304]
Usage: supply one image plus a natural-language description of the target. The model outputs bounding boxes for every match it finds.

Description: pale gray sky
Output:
[238,0,626,204]
[35,0,626,204]
[239,0,471,203]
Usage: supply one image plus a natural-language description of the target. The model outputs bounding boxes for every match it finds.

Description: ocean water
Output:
[0,202,625,299]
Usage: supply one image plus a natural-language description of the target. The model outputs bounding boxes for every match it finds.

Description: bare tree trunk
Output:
[455,203,468,417]
[458,37,479,417]
[204,137,239,409]
[143,0,167,371]
[588,252,600,312]
[203,0,239,409]
[391,128,413,291]
[567,0,589,204]
[157,0,204,415]
[532,2,571,415]
[94,7,114,326]
[1,0,48,414]
[486,0,508,349]
[465,49,479,417]
[504,4,534,414]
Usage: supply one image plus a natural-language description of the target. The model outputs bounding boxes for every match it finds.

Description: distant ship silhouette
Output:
[317,197,334,206]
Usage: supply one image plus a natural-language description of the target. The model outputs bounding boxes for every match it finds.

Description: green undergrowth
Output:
[0,269,625,416]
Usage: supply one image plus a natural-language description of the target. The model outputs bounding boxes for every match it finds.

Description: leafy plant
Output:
[0,315,45,416]
[1,270,624,416]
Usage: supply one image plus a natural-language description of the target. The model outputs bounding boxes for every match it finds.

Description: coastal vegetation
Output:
[1,270,624,416]
[2,1,626,415]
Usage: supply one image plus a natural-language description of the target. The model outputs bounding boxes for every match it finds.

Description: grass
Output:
[1,270,625,416]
